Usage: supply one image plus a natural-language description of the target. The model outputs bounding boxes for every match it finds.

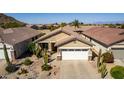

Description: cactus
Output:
[97,49,102,73]
[100,63,108,78]
[97,49,102,68]
[43,51,48,65]
[3,43,11,65]
[97,49,108,78]
[41,50,52,71]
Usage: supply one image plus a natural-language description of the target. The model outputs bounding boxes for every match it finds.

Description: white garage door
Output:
[0,49,12,60]
[61,49,88,60]
[112,48,124,59]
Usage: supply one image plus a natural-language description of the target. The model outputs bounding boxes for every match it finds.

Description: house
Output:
[35,26,94,61]
[35,25,124,61]
[0,27,43,61]
[82,27,124,59]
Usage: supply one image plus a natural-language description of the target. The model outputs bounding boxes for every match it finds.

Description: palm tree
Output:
[60,22,66,30]
[72,19,80,31]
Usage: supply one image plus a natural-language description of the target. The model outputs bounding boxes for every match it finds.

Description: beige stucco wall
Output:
[0,43,13,60]
[59,40,91,48]
[81,34,108,53]
[110,41,124,48]
[91,40,107,53]
[43,32,70,42]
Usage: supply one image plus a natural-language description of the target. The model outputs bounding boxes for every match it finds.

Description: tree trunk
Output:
[75,26,76,31]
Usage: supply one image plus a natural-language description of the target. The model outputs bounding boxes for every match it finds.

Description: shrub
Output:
[17,68,28,75]
[110,65,124,79]
[41,64,52,71]
[102,52,114,63]
[5,65,19,73]
[27,43,36,54]
[1,22,24,29]
[22,58,33,66]
[27,43,42,58]
[120,24,124,29]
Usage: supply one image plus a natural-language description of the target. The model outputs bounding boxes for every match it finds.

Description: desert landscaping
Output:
[0,13,124,79]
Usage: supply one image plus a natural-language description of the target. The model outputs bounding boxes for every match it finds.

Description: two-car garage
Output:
[60,48,90,60]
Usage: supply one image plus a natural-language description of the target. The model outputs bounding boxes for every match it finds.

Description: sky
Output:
[6,13,124,24]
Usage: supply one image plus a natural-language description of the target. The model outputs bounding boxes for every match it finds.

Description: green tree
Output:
[31,25,39,30]
[72,19,80,31]
[27,42,36,54]
[1,22,24,29]
[60,22,66,30]
[27,43,42,58]
[48,25,54,31]
[121,24,124,29]
[108,24,116,28]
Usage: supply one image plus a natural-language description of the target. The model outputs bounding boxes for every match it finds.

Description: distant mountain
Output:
[93,21,124,24]
[0,13,25,25]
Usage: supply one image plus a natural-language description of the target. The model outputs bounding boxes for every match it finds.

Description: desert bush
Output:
[41,64,52,71]
[27,42,36,54]
[5,64,19,73]
[17,68,28,75]
[1,22,25,29]
[110,65,124,79]
[27,43,42,58]
[102,51,114,63]
[22,58,33,66]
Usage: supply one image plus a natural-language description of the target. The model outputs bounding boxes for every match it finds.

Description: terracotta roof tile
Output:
[35,25,94,46]
[0,27,42,45]
[83,27,124,46]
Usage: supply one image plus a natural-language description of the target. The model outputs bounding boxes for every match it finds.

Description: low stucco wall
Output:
[91,40,108,53]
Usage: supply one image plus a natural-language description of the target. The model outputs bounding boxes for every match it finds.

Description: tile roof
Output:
[82,27,124,47]
[0,27,42,45]
[35,25,94,46]
[55,35,94,47]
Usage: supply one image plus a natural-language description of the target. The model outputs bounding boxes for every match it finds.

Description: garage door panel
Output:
[61,49,88,60]
[112,48,124,59]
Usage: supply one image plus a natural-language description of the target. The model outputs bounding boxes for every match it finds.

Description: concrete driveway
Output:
[60,60,100,79]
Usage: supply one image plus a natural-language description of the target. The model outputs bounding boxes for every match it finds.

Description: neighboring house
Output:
[35,26,94,61]
[82,27,124,59]
[0,27,43,61]
[35,25,124,61]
